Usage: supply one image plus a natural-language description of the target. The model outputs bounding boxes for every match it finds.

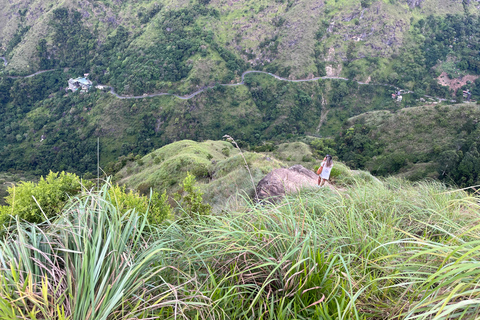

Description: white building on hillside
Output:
[68,74,92,92]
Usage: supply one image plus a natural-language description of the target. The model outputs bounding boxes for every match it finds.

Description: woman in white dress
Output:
[317,155,333,187]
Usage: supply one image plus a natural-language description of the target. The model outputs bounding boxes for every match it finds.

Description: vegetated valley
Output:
[1,0,480,319]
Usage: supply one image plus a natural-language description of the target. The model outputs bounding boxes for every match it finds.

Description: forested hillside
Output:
[330,103,480,187]
[1,0,480,184]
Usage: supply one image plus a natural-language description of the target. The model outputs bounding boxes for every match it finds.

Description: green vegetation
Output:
[115,139,285,212]
[335,103,480,187]
[40,6,246,96]
[0,70,398,177]
[174,172,211,218]
[0,172,173,229]
[0,171,37,206]
[2,0,480,316]
[419,14,480,75]
[107,184,172,225]
[1,170,479,319]
[0,171,84,225]
[3,2,480,180]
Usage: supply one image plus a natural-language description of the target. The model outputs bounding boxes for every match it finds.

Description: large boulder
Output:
[255,165,318,202]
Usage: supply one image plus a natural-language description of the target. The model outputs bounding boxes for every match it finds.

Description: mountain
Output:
[1,0,478,83]
[1,0,480,179]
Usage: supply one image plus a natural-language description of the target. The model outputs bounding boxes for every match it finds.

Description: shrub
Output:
[0,171,86,226]
[221,147,230,157]
[302,155,313,162]
[329,166,342,178]
[0,186,200,320]
[174,172,211,218]
[191,163,209,178]
[108,184,171,225]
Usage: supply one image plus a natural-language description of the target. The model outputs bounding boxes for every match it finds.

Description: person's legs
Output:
[318,176,322,185]
[319,178,326,187]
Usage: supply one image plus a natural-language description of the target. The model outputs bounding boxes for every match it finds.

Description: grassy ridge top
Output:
[115,139,295,211]
[114,138,367,211]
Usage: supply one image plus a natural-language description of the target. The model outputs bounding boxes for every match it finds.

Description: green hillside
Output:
[0,73,398,176]
[114,139,341,211]
[1,0,480,180]
[1,0,479,84]
[2,0,480,317]
[336,102,480,186]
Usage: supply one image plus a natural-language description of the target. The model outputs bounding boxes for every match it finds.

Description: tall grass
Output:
[0,183,207,320]
[0,177,479,319]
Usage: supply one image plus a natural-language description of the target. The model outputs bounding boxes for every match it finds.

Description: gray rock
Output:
[256,165,318,202]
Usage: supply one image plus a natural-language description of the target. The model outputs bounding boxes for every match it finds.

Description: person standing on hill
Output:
[317,155,333,187]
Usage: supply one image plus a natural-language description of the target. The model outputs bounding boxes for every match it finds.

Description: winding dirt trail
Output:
[103,70,413,100]
[0,57,443,101]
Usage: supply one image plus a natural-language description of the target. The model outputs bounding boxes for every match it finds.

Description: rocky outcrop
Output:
[256,165,318,202]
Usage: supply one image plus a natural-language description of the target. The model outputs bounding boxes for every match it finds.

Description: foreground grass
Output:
[0,176,479,319]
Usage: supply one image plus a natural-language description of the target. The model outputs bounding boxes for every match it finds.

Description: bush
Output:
[221,147,230,157]
[0,173,172,230]
[108,184,171,225]
[302,155,313,162]
[0,171,85,226]
[329,166,342,178]
[174,172,211,218]
[190,163,209,178]
[0,186,194,320]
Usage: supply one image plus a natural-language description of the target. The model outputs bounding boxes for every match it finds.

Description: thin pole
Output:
[97,137,100,190]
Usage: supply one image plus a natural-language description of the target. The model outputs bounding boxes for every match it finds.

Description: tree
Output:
[457,143,480,185]
[437,150,460,179]
[346,41,356,63]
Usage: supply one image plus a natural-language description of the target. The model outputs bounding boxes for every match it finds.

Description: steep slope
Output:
[1,0,478,83]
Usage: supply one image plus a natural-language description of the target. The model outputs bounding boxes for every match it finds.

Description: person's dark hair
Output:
[325,154,333,167]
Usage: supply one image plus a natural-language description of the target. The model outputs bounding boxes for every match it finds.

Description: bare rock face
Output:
[256,165,318,202]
